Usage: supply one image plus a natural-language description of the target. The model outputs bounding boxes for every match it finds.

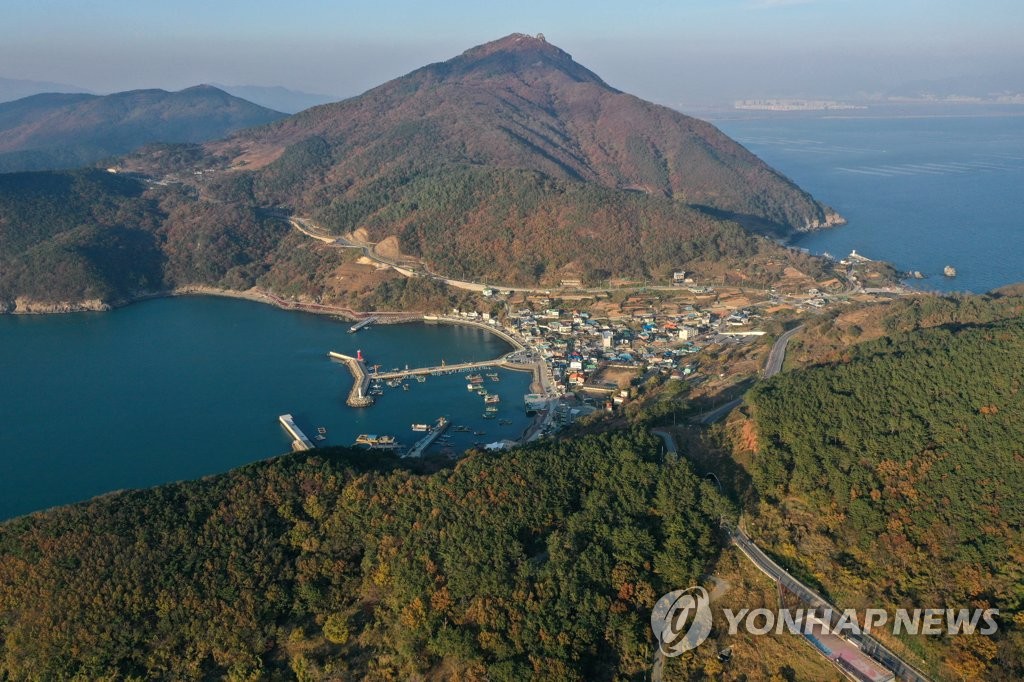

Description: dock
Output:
[374,359,500,380]
[348,316,377,333]
[406,417,449,458]
[328,351,375,407]
[279,414,315,451]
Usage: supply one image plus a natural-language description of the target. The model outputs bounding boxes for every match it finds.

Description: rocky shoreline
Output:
[0,286,414,322]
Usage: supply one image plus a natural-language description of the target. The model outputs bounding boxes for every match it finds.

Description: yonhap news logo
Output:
[650,586,713,656]
[651,585,999,658]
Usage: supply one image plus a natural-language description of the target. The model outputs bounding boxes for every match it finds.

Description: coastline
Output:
[1,285,417,323]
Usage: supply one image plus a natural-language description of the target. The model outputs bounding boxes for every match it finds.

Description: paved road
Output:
[651,429,678,455]
[763,324,804,378]
[730,525,930,682]
[695,324,804,425]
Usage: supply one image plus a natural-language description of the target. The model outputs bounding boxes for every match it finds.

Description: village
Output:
[440,263,887,431]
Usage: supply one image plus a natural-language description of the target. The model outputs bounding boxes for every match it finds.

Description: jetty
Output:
[279,414,315,451]
[328,351,375,407]
[374,359,501,380]
[406,417,449,458]
[349,316,377,333]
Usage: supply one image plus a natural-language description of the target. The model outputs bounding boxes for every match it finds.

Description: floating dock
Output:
[328,351,374,407]
[406,417,449,458]
[348,316,377,333]
[279,414,315,451]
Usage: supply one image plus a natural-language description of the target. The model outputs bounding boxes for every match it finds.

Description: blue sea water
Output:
[0,297,533,519]
[715,114,1024,293]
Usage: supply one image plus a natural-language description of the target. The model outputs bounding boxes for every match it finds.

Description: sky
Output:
[2,0,1022,107]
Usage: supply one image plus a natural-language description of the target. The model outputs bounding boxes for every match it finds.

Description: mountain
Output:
[214,34,838,231]
[0,76,86,104]
[3,35,843,311]
[214,83,340,114]
[161,33,837,286]
[0,85,285,172]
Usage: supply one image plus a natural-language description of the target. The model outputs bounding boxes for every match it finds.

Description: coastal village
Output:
[307,248,906,458]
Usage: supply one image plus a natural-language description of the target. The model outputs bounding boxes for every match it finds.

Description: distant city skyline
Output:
[3,0,1023,107]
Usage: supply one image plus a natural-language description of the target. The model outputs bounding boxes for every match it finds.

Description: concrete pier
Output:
[348,316,377,333]
[328,351,375,407]
[279,414,315,451]
[406,417,449,458]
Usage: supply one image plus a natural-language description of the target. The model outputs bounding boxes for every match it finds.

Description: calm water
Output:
[0,297,533,519]
[715,114,1024,293]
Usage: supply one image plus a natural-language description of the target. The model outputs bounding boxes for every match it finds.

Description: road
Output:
[695,324,804,425]
[651,429,678,455]
[730,525,930,682]
[763,324,804,378]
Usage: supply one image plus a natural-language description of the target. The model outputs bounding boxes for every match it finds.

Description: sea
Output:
[4,113,1022,519]
[0,297,533,519]
[714,113,1024,293]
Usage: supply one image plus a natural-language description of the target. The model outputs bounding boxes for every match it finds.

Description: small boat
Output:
[314,434,327,441]
[944,265,957,277]
[402,384,410,391]
[485,406,499,413]
[386,379,401,388]
[499,419,512,425]
[482,413,496,419]
[454,425,471,432]
[411,424,429,432]
[487,372,500,381]
[474,431,487,436]
[317,426,327,435]
[415,375,427,383]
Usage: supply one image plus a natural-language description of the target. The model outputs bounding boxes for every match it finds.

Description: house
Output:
[678,325,699,341]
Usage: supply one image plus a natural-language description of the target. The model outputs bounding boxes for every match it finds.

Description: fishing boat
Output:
[485,406,499,413]
[411,424,429,432]
[466,373,484,384]
[487,372,500,381]
[484,394,500,404]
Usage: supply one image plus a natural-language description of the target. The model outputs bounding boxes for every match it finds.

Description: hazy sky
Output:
[3,0,1022,106]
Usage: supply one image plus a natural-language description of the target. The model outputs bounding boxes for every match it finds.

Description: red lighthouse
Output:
[356,349,363,361]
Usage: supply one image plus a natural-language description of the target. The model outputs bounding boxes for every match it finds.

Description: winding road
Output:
[695,324,804,425]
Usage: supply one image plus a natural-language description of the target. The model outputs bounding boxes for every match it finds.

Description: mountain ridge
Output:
[0,85,285,172]
[3,35,844,310]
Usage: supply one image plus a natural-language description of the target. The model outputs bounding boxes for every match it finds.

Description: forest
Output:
[746,315,1024,679]
[0,429,726,680]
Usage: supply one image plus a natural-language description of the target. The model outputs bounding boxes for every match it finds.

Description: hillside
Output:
[194,34,842,275]
[0,85,284,172]
[743,312,1024,680]
[0,431,725,680]
[2,35,847,310]
[212,35,837,233]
